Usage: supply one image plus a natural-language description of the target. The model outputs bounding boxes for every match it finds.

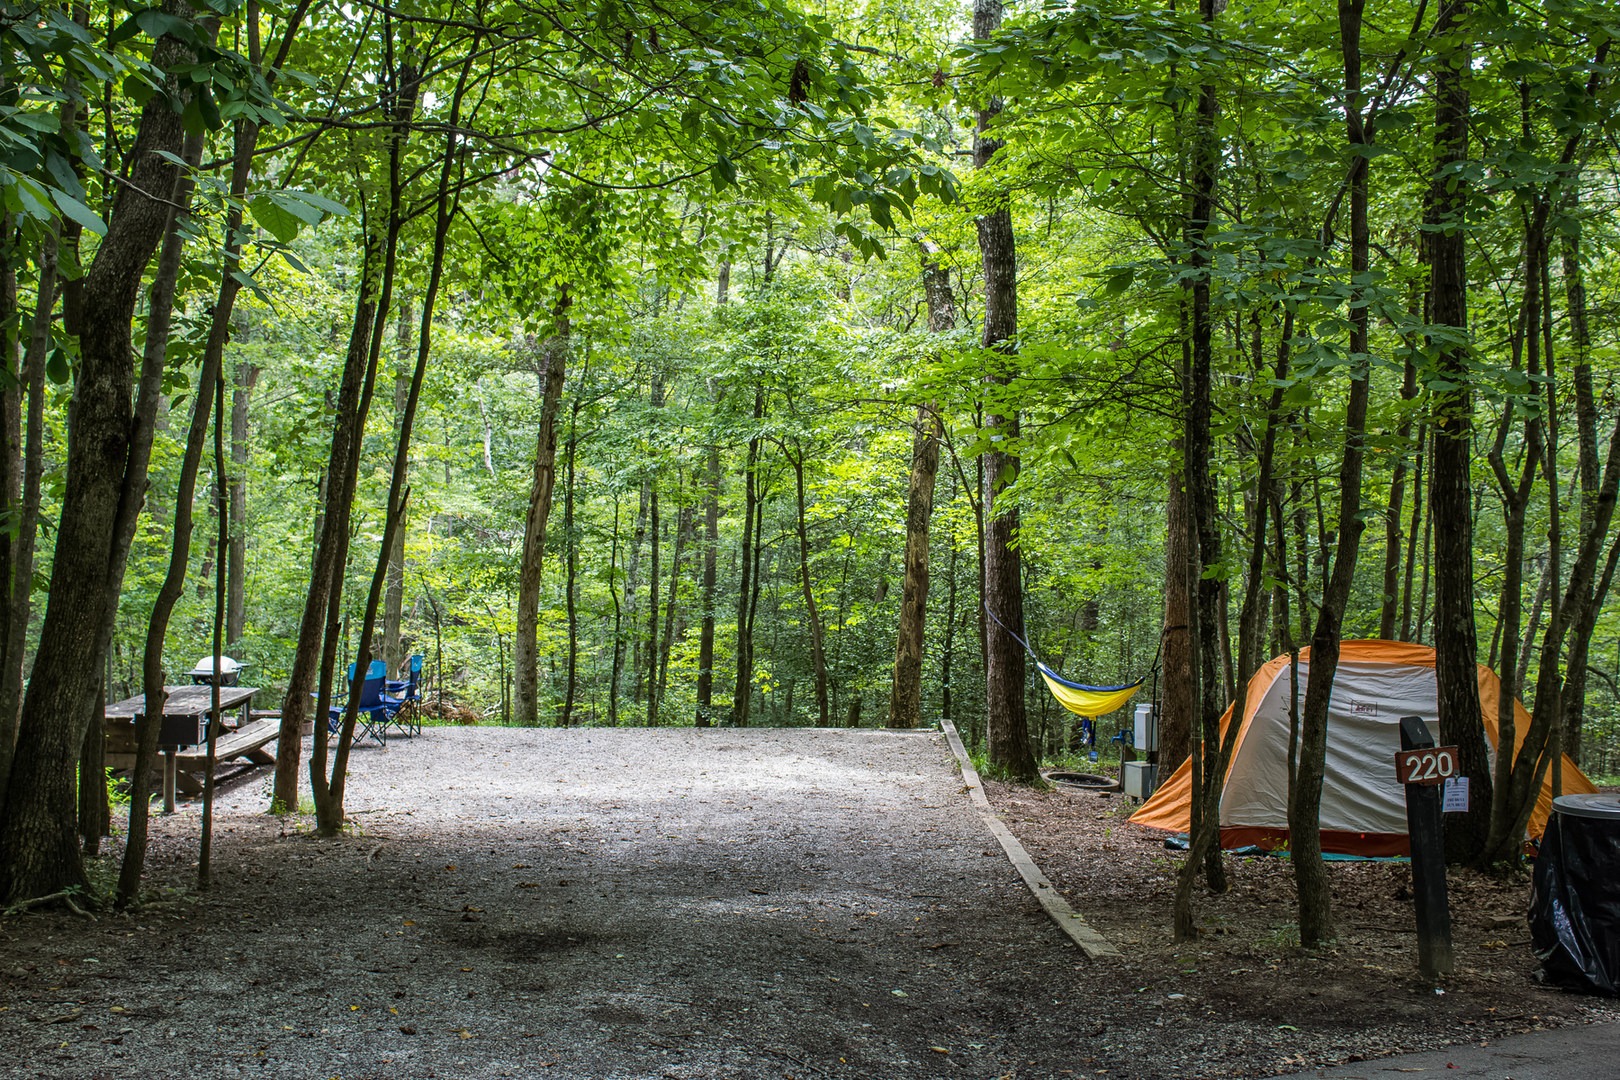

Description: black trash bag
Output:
[1529,798,1620,995]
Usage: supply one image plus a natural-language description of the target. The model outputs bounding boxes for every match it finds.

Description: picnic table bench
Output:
[104,685,275,812]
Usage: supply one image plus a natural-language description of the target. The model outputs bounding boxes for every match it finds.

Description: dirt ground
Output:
[0,726,1614,1080]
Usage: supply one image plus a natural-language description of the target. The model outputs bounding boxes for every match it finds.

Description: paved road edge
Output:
[938,718,1120,960]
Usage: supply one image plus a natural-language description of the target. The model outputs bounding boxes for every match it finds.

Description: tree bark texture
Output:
[562,402,581,727]
[0,228,54,802]
[1286,0,1379,947]
[512,296,572,728]
[0,19,196,901]
[1160,451,1193,773]
[792,448,830,727]
[1425,0,1494,864]
[888,245,952,729]
[315,55,471,832]
[974,0,1038,782]
[228,362,258,649]
[697,442,721,725]
[731,389,764,725]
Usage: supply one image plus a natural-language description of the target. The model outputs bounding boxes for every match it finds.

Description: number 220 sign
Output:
[1395,745,1459,786]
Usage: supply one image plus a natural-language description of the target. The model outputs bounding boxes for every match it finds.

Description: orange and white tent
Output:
[1129,640,1596,857]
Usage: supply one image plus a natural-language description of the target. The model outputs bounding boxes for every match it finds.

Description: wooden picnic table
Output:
[104,685,271,813]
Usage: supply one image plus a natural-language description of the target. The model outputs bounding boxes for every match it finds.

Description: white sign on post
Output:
[1442,775,1470,813]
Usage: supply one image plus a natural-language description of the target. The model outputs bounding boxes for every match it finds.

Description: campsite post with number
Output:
[1397,715,1454,980]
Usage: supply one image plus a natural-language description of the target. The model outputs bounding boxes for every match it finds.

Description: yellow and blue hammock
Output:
[986,603,1144,718]
[1035,664,1144,719]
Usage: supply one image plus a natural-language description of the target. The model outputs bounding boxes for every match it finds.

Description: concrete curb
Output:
[939,718,1120,959]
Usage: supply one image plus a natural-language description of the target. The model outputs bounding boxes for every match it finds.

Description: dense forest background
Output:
[0,0,1617,908]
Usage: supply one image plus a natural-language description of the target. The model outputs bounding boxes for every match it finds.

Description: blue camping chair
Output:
[383,654,423,738]
[329,659,389,746]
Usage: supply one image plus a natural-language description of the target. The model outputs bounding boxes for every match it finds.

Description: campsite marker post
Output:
[1398,715,1454,980]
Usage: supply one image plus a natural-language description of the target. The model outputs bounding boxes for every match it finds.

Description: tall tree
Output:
[1425,0,1493,864]
[1,12,216,902]
[512,294,572,728]
[973,0,1038,782]
[888,243,951,729]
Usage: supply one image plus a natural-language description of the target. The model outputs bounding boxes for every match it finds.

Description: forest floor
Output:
[0,726,1615,1080]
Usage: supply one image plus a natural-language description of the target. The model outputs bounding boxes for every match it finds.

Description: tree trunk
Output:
[792,448,830,727]
[888,243,951,729]
[1426,0,1494,864]
[78,695,108,856]
[1177,0,1227,915]
[697,439,721,725]
[562,399,581,727]
[227,362,258,649]
[1288,0,1376,945]
[1160,450,1194,773]
[512,293,572,728]
[1379,357,1418,641]
[645,402,662,727]
[974,0,1038,783]
[383,304,413,670]
[608,494,625,726]
[624,478,648,704]
[313,49,473,833]
[199,350,230,888]
[731,389,764,726]
[275,49,418,810]
[120,116,261,903]
[942,478,959,724]
[0,214,19,753]
[657,500,692,709]
[0,21,199,900]
[1483,193,1549,859]
[0,228,55,798]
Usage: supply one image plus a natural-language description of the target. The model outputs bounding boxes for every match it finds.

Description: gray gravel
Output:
[3,725,1614,1080]
[1,726,1108,1079]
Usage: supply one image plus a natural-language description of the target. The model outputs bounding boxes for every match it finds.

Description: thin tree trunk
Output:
[275,46,417,810]
[608,493,624,726]
[731,389,764,725]
[511,293,571,728]
[888,242,952,729]
[645,394,663,727]
[1380,356,1418,640]
[942,479,959,724]
[383,302,413,669]
[1484,189,1549,857]
[227,362,258,649]
[562,399,582,727]
[792,447,830,726]
[697,440,721,725]
[658,501,692,708]
[1288,0,1375,945]
[199,352,229,888]
[0,228,55,795]
[1160,453,1194,771]
[624,478,648,704]
[314,47,474,833]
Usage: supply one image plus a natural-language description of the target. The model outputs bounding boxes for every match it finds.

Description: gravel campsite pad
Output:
[1,727,1616,1080]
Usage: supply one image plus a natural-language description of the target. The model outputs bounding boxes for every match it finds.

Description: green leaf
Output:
[50,188,107,236]
[12,176,53,221]
[711,155,737,190]
[45,347,71,386]
[249,194,302,243]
